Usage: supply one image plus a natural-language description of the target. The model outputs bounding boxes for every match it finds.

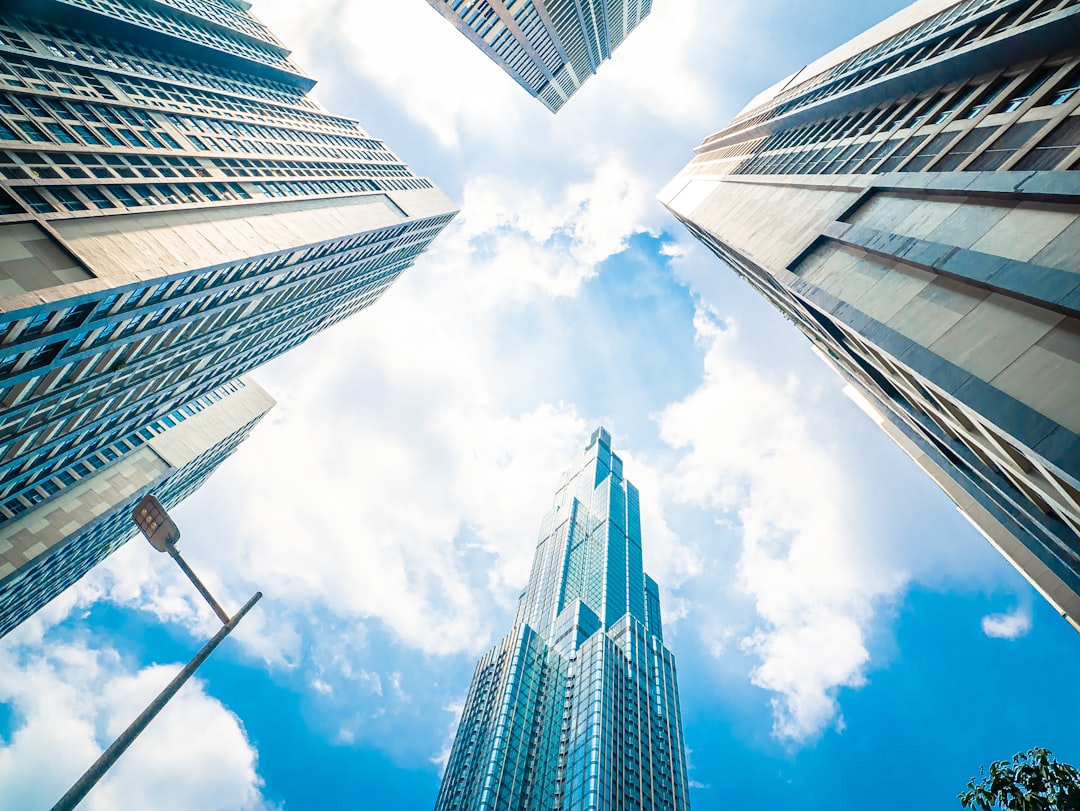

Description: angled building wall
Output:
[0,375,273,637]
[660,0,1080,630]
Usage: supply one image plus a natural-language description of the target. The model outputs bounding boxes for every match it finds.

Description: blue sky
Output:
[1,0,1079,809]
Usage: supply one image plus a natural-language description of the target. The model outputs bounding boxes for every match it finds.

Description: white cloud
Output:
[982,604,1033,640]
[656,307,908,742]
[0,627,267,811]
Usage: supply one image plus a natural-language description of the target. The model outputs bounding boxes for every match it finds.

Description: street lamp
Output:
[133,494,230,624]
[50,494,262,811]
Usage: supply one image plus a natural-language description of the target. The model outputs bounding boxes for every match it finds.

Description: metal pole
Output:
[50,591,262,811]
[166,543,231,625]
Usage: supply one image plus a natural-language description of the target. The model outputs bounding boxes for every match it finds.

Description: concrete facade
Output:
[661,0,1080,631]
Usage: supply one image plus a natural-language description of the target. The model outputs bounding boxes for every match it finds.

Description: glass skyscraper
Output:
[424,0,653,113]
[660,0,1080,630]
[436,428,690,811]
[0,0,456,633]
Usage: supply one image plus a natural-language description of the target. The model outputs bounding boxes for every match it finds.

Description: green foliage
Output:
[959,748,1080,811]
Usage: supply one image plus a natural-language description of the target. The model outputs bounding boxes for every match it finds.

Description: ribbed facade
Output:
[660,0,1080,629]
[436,428,690,811]
[424,0,653,113]
[0,0,457,632]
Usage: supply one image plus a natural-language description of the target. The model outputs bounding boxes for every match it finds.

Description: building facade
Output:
[660,0,1080,629]
[424,0,653,113]
[436,428,690,811]
[0,376,273,637]
[0,0,456,631]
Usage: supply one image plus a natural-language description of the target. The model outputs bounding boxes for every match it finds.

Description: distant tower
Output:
[660,0,1080,630]
[0,0,456,633]
[436,428,691,811]
[424,0,653,113]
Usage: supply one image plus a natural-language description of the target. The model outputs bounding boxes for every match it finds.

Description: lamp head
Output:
[132,494,180,552]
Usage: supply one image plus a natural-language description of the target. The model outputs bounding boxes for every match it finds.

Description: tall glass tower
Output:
[0,0,456,633]
[424,0,653,113]
[660,0,1080,630]
[436,428,690,811]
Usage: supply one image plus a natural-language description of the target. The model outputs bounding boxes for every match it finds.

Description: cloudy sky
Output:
[3,1,1080,809]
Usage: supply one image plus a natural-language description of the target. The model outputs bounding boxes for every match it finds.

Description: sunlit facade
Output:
[424,0,653,112]
[660,0,1080,630]
[436,428,690,811]
[0,0,456,632]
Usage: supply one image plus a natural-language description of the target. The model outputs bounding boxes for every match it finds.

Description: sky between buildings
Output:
[1,1,1079,809]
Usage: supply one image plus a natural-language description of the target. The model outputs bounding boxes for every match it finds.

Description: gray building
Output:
[660,0,1080,630]
[436,428,690,811]
[0,0,456,633]
[424,0,653,113]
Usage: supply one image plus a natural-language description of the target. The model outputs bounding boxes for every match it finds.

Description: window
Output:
[962,75,1011,118]
[1038,64,1080,107]
[16,120,48,142]
[80,186,116,209]
[50,187,87,211]
[17,187,52,213]
[993,67,1056,113]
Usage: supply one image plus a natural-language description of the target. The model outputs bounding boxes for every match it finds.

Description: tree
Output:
[959,748,1080,811]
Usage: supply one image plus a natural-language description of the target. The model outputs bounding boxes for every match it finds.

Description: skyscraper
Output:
[424,0,653,113]
[659,0,1080,630]
[0,0,455,630]
[436,428,690,811]
[0,376,273,638]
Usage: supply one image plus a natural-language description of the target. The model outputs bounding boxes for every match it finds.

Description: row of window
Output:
[721,60,1080,177]
[0,41,117,100]
[722,0,1077,139]
[10,14,314,110]
[170,110,393,161]
[0,145,402,194]
[0,378,244,520]
[210,155,410,180]
[63,0,300,73]
[10,173,431,216]
[151,0,283,46]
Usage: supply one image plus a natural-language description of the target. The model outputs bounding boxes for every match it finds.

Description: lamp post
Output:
[132,494,231,624]
[50,494,261,811]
